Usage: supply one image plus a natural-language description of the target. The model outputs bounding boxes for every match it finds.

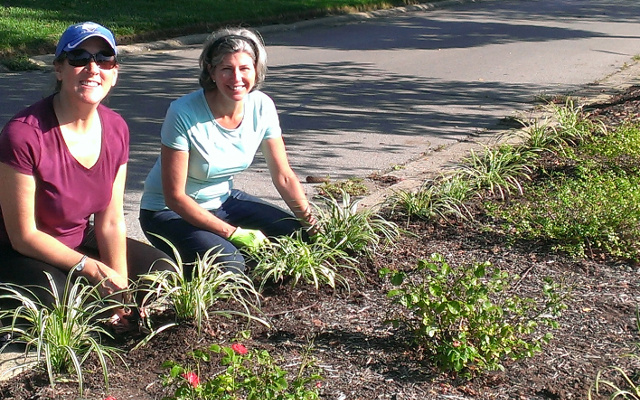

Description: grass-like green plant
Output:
[162,334,322,400]
[504,117,577,157]
[483,103,640,262]
[382,253,566,376]
[590,364,640,399]
[313,190,400,256]
[551,99,603,146]
[247,231,357,291]
[389,173,473,222]
[0,271,127,394]
[459,144,536,200]
[589,308,640,399]
[137,241,266,334]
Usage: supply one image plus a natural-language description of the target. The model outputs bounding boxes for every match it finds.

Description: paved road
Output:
[0,0,639,244]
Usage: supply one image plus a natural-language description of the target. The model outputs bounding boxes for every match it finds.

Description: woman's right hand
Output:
[85,258,129,299]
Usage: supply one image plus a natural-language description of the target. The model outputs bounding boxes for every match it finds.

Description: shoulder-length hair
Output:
[198,27,267,92]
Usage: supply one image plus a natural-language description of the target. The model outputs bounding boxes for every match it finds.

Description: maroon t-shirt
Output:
[0,95,129,249]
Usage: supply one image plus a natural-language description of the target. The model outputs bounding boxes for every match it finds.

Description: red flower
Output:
[231,343,248,355]
[104,397,117,400]
[182,371,200,388]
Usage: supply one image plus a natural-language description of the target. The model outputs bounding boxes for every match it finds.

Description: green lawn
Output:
[0,0,433,67]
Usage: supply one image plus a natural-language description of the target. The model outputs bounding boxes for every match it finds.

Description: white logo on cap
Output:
[79,22,100,33]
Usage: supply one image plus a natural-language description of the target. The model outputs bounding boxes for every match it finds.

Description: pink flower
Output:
[104,397,117,400]
[182,371,200,388]
[231,343,248,355]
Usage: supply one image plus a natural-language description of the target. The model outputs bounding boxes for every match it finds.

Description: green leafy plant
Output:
[162,337,322,400]
[316,177,369,198]
[382,253,566,376]
[389,173,472,222]
[247,231,357,291]
[489,168,640,261]
[0,271,127,394]
[137,240,266,333]
[313,190,400,256]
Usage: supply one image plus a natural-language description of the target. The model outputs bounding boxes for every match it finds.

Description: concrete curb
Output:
[27,0,494,67]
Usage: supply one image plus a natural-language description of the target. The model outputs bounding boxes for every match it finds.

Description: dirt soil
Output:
[1,87,640,400]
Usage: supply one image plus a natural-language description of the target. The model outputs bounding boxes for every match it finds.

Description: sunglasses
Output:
[64,49,117,70]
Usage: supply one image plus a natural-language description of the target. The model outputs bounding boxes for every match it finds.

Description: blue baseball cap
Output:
[55,22,117,58]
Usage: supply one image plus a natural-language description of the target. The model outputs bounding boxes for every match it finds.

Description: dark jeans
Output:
[0,229,173,311]
[139,189,303,274]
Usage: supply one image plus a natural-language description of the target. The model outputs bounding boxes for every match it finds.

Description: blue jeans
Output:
[139,190,303,274]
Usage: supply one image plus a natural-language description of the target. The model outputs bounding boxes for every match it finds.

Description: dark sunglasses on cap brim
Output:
[64,49,117,69]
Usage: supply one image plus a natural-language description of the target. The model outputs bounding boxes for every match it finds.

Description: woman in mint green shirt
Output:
[139,27,316,274]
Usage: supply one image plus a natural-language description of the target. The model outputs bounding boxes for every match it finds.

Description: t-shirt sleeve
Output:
[261,94,282,140]
[160,101,191,151]
[0,120,41,175]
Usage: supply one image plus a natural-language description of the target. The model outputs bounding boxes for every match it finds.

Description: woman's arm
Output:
[161,145,236,238]
[262,137,315,225]
[0,162,84,267]
[0,162,128,296]
[93,163,128,281]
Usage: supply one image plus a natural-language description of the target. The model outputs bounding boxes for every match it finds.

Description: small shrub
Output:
[382,253,566,376]
[162,337,323,400]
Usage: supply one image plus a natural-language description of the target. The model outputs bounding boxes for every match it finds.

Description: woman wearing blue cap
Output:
[0,22,171,331]
[139,27,317,275]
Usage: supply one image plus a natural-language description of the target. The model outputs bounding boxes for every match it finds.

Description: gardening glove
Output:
[228,227,268,250]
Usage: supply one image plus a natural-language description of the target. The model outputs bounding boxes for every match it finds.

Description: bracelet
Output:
[72,255,88,272]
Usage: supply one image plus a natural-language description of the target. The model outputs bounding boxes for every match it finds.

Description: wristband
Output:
[73,255,88,272]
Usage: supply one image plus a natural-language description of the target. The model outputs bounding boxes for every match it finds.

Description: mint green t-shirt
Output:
[140,89,282,211]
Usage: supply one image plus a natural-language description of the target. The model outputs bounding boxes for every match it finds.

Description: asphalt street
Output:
[0,0,639,243]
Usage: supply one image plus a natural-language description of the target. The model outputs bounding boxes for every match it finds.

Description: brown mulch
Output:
[2,87,640,400]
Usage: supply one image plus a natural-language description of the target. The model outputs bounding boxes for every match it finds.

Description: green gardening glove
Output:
[228,227,268,249]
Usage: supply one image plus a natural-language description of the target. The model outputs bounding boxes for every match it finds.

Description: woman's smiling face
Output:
[210,51,256,102]
[55,37,119,105]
